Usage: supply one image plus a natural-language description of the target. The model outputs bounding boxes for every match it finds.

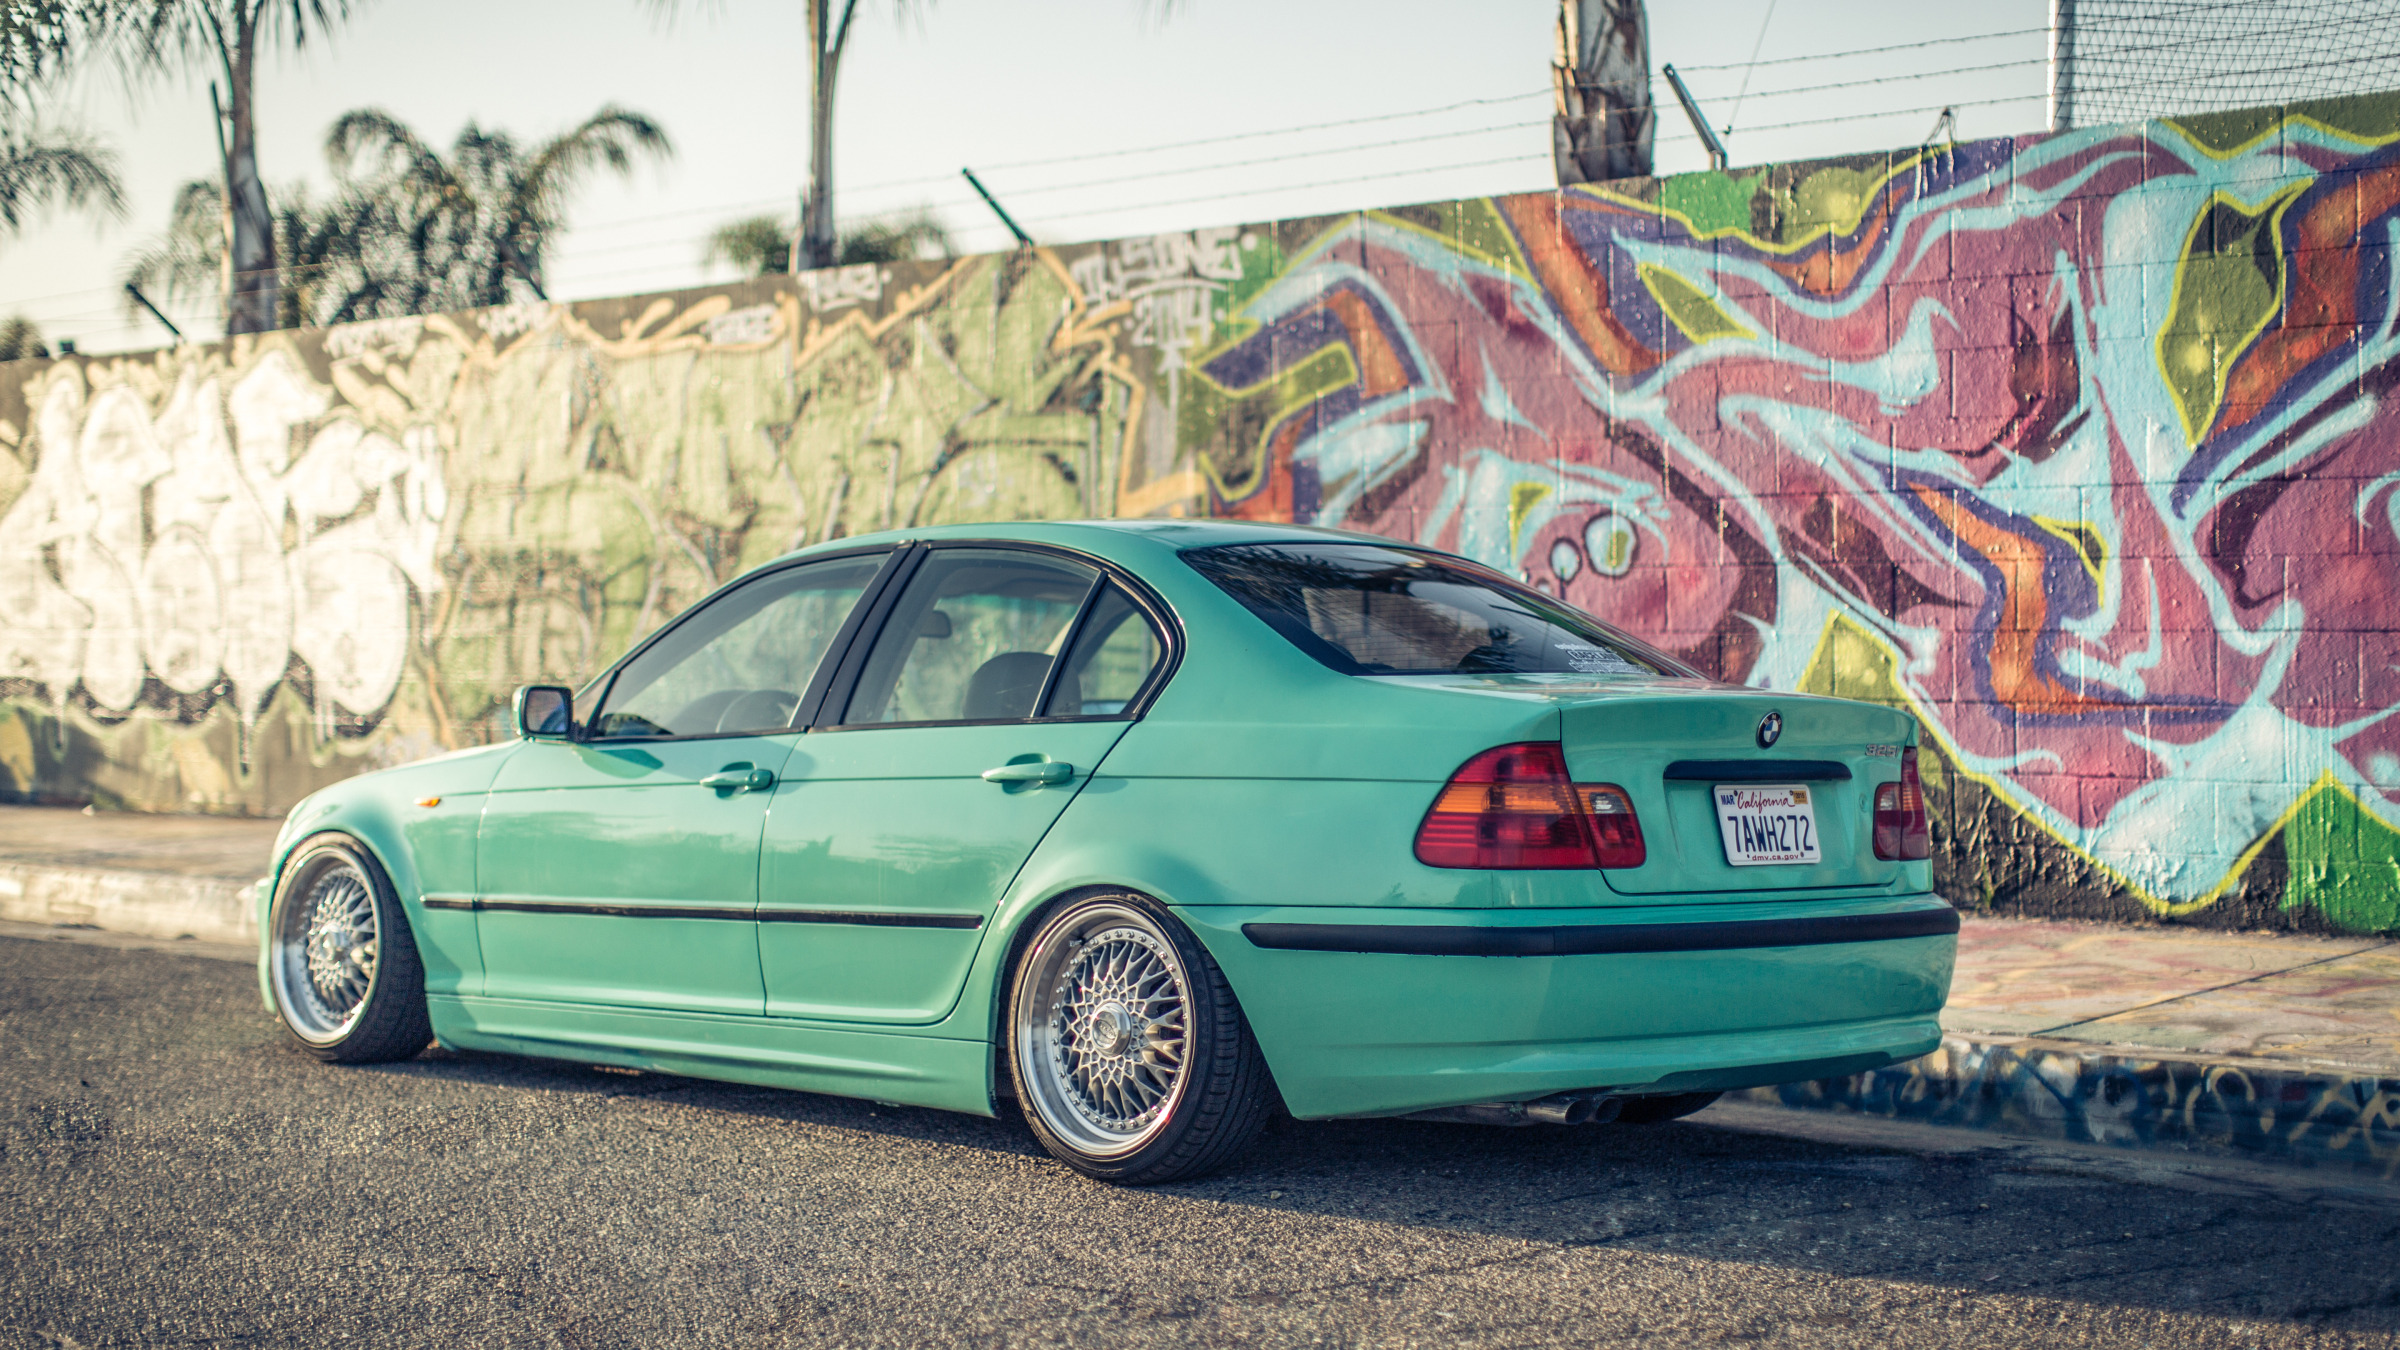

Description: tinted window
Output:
[592,554,886,737]
[841,549,1099,725]
[1182,541,1688,678]
[1041,583,1166,717]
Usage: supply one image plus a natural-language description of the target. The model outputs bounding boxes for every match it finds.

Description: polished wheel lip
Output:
[1015,902,1194,1160]
[270,854,381,1046]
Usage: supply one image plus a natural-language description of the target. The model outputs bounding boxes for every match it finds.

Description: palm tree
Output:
[326,105,671,313]
[11,1,354,333]
[120,176,338,329]
[651,1,1167,272]
[0,124,122,235]
[703,206,950,277]
[125,104,675,328]
[0,313,48,359]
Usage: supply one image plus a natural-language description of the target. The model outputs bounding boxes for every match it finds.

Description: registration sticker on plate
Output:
[1713,784,1822,867]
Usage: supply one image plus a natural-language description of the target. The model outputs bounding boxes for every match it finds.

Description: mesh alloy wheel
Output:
[267,835,432,1064]
[279,861,379,1041]
[1008,893,1274,1184]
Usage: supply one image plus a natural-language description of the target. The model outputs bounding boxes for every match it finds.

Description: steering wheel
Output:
[714,688,800,734]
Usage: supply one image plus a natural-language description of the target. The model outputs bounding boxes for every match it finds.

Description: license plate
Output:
[1713,784,1821,867]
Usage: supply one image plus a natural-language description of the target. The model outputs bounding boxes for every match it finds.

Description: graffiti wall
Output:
[5,90,2400,935]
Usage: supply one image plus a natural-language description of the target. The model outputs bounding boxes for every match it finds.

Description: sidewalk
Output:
[2,804,2394,1178]
[0,805,276,947]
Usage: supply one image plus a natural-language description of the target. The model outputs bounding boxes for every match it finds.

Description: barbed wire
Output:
[20,9,2400,354]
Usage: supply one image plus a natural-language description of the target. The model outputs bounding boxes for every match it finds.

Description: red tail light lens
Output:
[1581,784,1647,868]
[1873,747,1932,861]
[1414,743,1645,870]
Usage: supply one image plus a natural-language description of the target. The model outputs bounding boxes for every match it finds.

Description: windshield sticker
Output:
[1555,642,1639,674]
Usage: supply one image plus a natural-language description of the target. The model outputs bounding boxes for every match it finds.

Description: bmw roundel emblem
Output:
[1756,710,1783,748]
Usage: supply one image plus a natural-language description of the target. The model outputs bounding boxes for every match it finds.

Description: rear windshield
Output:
[1182,541,1691,678]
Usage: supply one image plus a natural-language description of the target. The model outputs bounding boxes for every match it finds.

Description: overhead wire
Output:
[29,10,2383,340]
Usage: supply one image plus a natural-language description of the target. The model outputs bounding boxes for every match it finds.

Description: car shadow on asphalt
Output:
[355,1044,2392,1330]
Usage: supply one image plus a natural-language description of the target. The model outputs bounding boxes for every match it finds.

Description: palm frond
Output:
[703,213,792,276]
[0,126,124,234]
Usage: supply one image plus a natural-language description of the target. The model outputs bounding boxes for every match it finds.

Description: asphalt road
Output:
[5,933,2398,1350]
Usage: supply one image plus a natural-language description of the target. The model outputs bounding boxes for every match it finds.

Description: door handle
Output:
[981,761,1074,786]
[701,768,777,793]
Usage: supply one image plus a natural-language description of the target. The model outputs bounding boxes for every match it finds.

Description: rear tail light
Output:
[1873,747,1932,860]
[1414,742,1646,870]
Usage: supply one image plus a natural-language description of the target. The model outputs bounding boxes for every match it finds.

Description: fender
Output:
[255,741,521,1012]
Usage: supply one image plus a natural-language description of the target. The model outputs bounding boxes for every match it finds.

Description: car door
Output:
[474,550,893,1015]
[757,545,1176,1023]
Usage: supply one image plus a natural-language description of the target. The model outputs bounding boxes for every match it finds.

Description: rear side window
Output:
[1042,584,1165,717]
[1182,541,1689,678]
[840,549,1100,725]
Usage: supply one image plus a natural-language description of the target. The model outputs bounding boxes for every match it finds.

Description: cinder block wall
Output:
[5,93,2398,935]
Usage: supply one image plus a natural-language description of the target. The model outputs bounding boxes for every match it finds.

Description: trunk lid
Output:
[1560,684,1914,897]
[1382,675,1918,900]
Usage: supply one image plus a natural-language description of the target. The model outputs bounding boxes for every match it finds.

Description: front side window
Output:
[1182,541,1690,678]
[591,553,887,738]
[841,549,1100,725]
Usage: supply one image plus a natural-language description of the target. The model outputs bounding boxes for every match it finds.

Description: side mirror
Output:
[514,685,575,740]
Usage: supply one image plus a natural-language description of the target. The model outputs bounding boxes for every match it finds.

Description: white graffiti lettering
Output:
[796,264,884,311]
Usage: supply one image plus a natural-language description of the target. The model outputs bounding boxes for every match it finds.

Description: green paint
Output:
[1659,168,1764,237]
[2285,91,2400,146]
[2156,184,2305,447]
[1789,165,1880,233]
[1639,263,1756,344]
[2166,106,2285,157]
[1182,340,1359,501]
[2280,780,2400,934]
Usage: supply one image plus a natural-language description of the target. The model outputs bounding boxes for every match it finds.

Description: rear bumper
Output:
[1177,894,1956,1120]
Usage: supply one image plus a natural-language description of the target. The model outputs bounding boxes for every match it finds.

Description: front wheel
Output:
[267,835,432,1064]
[1007,893,1273,1184]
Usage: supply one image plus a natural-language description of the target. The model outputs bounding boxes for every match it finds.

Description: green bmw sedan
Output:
[258,521,1955,1184]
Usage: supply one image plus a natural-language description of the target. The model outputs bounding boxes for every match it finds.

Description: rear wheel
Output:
[1007,893,1273,1184]
[1616,1091,1722,1124]
[267,835,431,1064]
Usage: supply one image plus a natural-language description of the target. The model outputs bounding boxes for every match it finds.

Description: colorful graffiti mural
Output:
[3,92,2400,934]
[1188,97,2400,937]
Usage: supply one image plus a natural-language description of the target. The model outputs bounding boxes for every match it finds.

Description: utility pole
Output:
[2047,0,2077,130]
[1552,0,1654,185]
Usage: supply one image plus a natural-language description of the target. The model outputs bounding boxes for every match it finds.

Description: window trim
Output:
[811,539,1185,735]
[571,545,906,745]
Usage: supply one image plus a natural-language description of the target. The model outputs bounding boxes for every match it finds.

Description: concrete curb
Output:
[1736,1032,2400,1182]
[0,862,257,947]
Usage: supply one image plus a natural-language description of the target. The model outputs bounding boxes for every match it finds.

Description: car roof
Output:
[771,518,1421,565]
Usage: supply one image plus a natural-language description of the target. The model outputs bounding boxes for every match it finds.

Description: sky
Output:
[0,0,2050,354]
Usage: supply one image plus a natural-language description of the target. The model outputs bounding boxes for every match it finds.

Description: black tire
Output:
[265,834,432,1064]
[1006,892,1274,1184]
[1616,1091,1722,1125]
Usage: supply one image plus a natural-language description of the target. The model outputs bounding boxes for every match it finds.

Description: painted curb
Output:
[1737,1033,2400,1182]
[0,862,258,947]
